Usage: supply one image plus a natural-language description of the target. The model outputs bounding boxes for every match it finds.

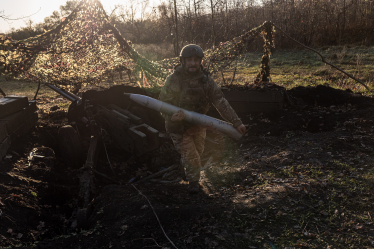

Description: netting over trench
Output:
[0,0,275,90]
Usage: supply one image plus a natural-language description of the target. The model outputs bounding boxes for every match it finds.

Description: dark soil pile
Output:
[223,82,286,91]
[241,84,374,135]
[288,84,373,107]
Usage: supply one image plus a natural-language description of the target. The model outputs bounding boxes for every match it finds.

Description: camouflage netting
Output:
[0,0,274,90]
[159,21,274,80]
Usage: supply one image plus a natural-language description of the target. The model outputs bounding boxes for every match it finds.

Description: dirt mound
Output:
[288,84,373,108]
[223,82,286,91]
[240,85,374,135]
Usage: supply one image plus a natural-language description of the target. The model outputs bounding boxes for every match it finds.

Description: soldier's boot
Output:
[180,165,187,181]
[188,181,200,194]
[179,159,187,181]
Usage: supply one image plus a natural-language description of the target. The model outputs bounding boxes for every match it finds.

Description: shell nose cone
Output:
[129,94,149,106]
[126,94,163,111]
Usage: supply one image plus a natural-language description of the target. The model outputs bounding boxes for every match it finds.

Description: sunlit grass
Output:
[0,77,57,99]
[214,46,374,96]
[1,46,373,99]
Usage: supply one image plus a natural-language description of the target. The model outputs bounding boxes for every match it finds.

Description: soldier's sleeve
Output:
[159,74,180,121]
[207,77,243,128]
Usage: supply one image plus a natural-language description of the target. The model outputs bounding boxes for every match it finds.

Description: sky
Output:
[0,0,158,34]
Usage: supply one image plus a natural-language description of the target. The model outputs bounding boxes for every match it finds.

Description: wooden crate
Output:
[0,96,29,119]
[10,112,38,139]
[0,101,37,134]
[0,122,7,144]
[0,136,11,160]
[0,99,38,160]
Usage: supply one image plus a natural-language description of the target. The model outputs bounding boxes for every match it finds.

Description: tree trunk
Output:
[173,0,179,55]
[209,0,216,47]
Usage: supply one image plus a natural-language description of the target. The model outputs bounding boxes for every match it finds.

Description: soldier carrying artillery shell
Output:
[159,44,246,194]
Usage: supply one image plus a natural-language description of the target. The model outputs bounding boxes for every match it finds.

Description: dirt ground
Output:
[1,84,374,249]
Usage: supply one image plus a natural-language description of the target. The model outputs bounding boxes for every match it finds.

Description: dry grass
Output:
[1,45,373,98]
[0,78,57,100]
[212,46,374,95]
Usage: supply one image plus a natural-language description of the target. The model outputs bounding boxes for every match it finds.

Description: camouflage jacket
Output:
[159,65,242,133]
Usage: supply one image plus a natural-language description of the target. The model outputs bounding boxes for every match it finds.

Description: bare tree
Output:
[0,8,41,21]
[6,0,374,48]
[60,0,79,17]
[173,0,180,55]
[208,0,218,47]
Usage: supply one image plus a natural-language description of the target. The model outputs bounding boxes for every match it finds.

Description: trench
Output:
[1,84,372,247]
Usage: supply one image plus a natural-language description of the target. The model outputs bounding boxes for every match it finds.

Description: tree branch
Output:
[273,23,370,91]
[0,8,41,21]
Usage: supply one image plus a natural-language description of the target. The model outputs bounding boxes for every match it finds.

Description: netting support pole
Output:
[33,81,41,100]
[0,87,6,97]
[229,67,237,85]
[255,21,273,84]
[221,70,226,85]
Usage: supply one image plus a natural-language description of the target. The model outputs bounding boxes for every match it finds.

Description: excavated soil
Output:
[1,84,374,249]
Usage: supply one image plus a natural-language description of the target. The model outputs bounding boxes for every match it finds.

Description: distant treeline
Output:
[7,0,374,56]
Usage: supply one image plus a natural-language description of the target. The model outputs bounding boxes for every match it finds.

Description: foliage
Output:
[0,0,167,90]
[254,21,274,84]
[157,21,274,80]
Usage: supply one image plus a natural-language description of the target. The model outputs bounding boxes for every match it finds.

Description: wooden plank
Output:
[0,101,38,134]
[0,100,37,161]
[0,111,27,134]
[222,90,284,102]
[0,122,7,143]
[28,100,37,110]
[10,112,38,139]
[0,96,29,119]
[0,136,11,160]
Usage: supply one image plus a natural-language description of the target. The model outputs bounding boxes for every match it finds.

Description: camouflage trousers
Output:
[169,126,206,182]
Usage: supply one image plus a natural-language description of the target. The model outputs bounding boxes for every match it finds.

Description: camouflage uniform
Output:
[159,65,242,182]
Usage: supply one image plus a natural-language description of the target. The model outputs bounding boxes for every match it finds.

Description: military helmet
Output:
[179,44,204,58]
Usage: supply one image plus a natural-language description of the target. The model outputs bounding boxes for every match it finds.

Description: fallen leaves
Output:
[355,224,364,230]
[37,221,45,230]
[320,211,329,216]
[6,228,23,239]
[215,234,226,240]
[303,231,316,238]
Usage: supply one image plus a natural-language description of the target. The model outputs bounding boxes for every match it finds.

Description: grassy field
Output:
[0,79,57,99]
[1,45,373,98]
[216,45,374,94]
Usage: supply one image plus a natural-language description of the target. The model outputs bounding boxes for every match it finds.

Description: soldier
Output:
[159,44,246,194]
